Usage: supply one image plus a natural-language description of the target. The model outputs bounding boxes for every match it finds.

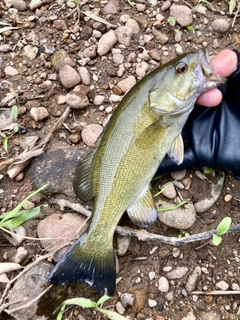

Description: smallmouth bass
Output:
[48,49,225,295]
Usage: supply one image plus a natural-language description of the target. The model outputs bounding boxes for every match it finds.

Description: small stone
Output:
[224,194,232,202]
[152,29,169,44]
[66,91,89,109]
[30,107,49,121]
[29,0,42,10]
[117,75,136,93]
[149,48,161,61]
[132,289,147,312]
[161,0,171,11]
[195,4,207,15]
[120,293,134,308]
[22,200,35,210]
[4,66,18,76]
[10,226,26,244]
[22,45,38,60]
[181,312,196,320]
[165,266,189,279]
[149,271,156,280]
[56,95,66,105]
[97,30,117,56]
[102,1,118,14]
[216,280,229,291]
[53,19,67,30]
[148,299,157,307]
[12,0,27,10]
[136,3,146,12]
[81,124,103,146]
[94,95,105,106]
[116,301,125,315]
[212,19,230,33]
[172,247,180,258]
[78,67,90,85]
[0,44,12,52]
[68,133,81,144]
[136,61,149,78]
[83,45,97,59]
[52,50,74,71]
[125,19,140,34]
[116,235,131,256]
[170,5,193,27]
[160,182,177,199]
[158,276,169,293]
[175,44,183,55]
[165,291,174,301]
[59,65,81,89]
[113,53,124,65]
[204,295,213,304]
[115,26,133,46]
[185,266,201,292]
[199,311,221,320]
[14,247,28,264]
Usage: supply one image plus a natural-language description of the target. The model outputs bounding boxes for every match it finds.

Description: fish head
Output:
[150,48,226,115]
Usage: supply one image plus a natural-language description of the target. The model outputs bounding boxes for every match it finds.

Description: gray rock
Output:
[102,1,118,14]
[195,4,207,15]
[94,95,105,106]
[38,213,87,251]
[52,50,75,71]
[148,299,157,307]
[170,170,186,180]
[83,45,97,59]
[11,0,27,10]
[115,26,133,46]
[29,0,42,10]
[0,44,12,52]
[30,107,49,121]
[165,266,189,279]
[165,291,174,301]
[7,261,52,320]
[216,280,229,291]
[116,301,125,315]
[113,53,124,65]
[29,149,86,196]
[194,172,225,213]
[170,5,193,27]
[136,61,149,78]
[185,266,201,292]
[161,0,171,11]
[116,235,131,256]
[125,18,140,34]
[77,66,90,85]
[97,30,117,56]
[199,311,221,320]
[81,124,103,146]
[59,65,81,89]
[158,276,169,293]
[212,19,230,33]
[158,201,196,229]
[66,91,89,109]
[152,29,169,44]
[22,45,38,60]
[53,19,67,30]
[160,182,177,199]
[117,75,136,93]
[120,293,134,307]
[136,3,146,12]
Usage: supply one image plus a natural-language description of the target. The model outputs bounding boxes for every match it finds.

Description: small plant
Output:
[168,16,195,34]
[236,306,240,320]
[178,230,190,238]
[0,184,48,231]
[203,166,213,174]
[57,295,127,320]
[212,216,232,246]
[0,105,19,152]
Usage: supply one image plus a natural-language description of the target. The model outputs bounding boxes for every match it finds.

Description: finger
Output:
[196,88,223,107]
[211,50,238,77]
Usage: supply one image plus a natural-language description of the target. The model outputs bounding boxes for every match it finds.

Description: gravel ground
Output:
[1,0,240,319]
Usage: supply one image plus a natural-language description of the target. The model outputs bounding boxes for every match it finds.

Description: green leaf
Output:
[187,26,195,33]
[0,184,48,223]
[13,125,19,133]
[216,217,232,236]
[0,205,48,229]
[98,308,128,320]
[81,11,116,27]
[169,16,176,26]
[198,0,216,11]
[97,295,112,307]
[157,200,190,211]
[126,0,133,6]
[203,167,213,174]
[63,297,97,308]
[154,181,176,197]
[212,234,222,246]
[174,28,181,35]
[3,137,8,152]
[229,0,235,14]
[178,230,190,238]
[11,105,18,120]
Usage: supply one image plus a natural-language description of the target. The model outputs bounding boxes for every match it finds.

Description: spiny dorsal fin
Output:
[127,185,157,228]
[73,150,95,202]
[167,134,184,165]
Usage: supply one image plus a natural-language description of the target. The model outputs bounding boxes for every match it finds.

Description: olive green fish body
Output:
[48,49,225,295]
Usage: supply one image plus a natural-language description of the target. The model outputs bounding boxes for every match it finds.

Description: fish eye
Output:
[176,62,188,74]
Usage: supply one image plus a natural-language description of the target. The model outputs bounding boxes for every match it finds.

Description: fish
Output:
[48,48,225,296]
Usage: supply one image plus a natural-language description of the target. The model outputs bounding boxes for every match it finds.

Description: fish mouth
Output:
[196,48,227,86]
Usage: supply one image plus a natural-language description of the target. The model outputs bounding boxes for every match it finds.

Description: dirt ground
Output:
[1,0,240,319]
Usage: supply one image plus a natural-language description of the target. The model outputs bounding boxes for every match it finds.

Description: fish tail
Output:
[48,233,116,296]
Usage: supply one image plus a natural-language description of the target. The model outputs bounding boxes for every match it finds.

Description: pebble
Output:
[170,170,187,180]
[19,136,39,150]
[11,0,27,10]
[194,172,225,213]
[113,53,124,65]
[38,213,87,252]
[158,276,169,293]
[152,29,169,44]
[120,293,134,308]
[212,19,230,33]
[117,75,136,93]
[109,94,122,102]
[160,182,177,199]
[170,5,193,27]
[10,226,26,244]
[116,235,131,256]
[115,26,133,46]
[215,280,229,291]
[136,3,146,12]
[165,291,174,301]
[68,133,81,144]
[59,65,81,89]
[195,4,207,15]
[132,289,147,312]
[149,48,161,61]
[181,312,196,320]
[125,19,140,34]
[23,200,35,210]
[185,266,201,292]
[161,0,171,11]
[14,247,28,264]
[136,61,149,78]
[116,301,125,315]
[83,45,97,59]
[97,30,117,56]
[199,311,221,320]
[29,0,43,10]
[81,124,103,146]
[30,107,49,121]
[53,19,67,30]
[102,1,118,15]
[94,95,105,106]
[148,299,157,307]
[224,194,233,202]
[175,44,183,55]
[165,266,189,279]
[52,50,74,71]
[22,45,38,60]
[158,201,196,229]
[66,91,89,109]
[77,67,90,85]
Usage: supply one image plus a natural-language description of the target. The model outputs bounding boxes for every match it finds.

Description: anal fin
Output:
[127,185,157,228]
[167,134,184,165]
[73,150,95,202]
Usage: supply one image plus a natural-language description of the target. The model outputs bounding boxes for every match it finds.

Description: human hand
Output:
[196,50,238,106]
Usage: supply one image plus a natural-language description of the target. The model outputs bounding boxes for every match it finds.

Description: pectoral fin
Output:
[73,150,95,202]
[127,185,157,228]
[167,134,184,165]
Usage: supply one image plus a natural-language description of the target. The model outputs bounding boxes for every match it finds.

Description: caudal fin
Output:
[48,236,116,296]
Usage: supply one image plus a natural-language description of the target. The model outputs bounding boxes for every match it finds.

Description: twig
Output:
[232,2,240,28]
[191,290,240,295]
